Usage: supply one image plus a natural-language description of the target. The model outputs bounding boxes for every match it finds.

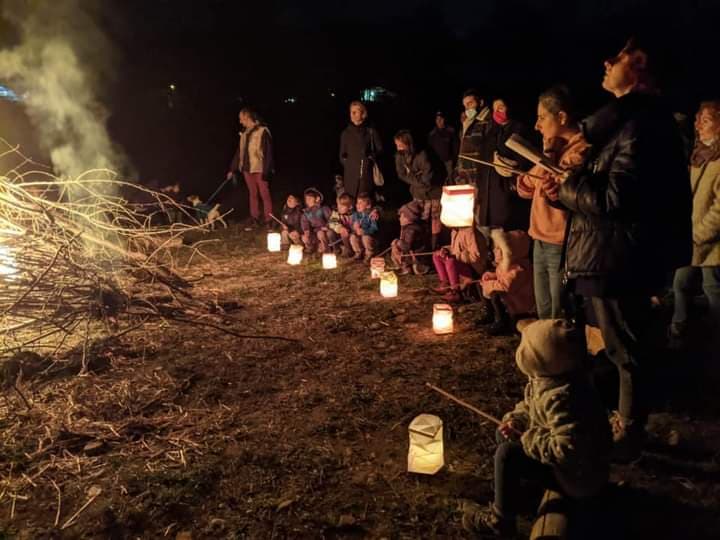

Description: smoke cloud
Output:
[0,0,126,177]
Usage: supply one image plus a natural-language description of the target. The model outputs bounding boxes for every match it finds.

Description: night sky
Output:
[3,0,720,200]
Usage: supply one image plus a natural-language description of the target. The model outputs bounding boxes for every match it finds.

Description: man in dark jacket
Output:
[428,112,458,180]
[558,37,692,461]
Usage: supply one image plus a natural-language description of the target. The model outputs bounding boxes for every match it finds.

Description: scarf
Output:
[690,138,720,167]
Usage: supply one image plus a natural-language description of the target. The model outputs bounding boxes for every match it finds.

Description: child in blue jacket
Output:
[350,192,379,262]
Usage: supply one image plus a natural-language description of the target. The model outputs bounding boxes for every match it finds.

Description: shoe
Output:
[475,306,494,326]
[431,283,450,294]
[351,252,363,261]
[413,263,430,275]
[398,266,412,276]
[487,317,512,336]
[609,411,646,463]
[265,220,276,232]
[460,501,516,537]
[442,290,462,303]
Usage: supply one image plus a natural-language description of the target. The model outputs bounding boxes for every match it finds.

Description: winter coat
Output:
[481,230,534,315]
[428,125,459,164]
[280,204,303,232]
[396,223,425,253]
[395,150,443,201]
[558,92,692,295]
[339,123,383,198]
[300,204,332,232]
[328,208,353,235]
[351,209,379,236]
[229,125,274,177]
[517,133,589,245]
[690,158,720,266]
[448,227,488,275]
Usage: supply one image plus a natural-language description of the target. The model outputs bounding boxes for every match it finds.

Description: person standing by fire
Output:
[226,108,275,230]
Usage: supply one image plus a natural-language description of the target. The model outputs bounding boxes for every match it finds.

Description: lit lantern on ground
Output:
[379,271,398,298]
[370,257,385,279]
[267,232,281,252]
[408,414,444,475]
[287,244,303,265]
[440,185,475,227]
[322,253,337,269]
[432,303,454,335]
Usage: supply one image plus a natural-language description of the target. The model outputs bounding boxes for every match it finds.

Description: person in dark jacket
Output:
[394,130,443,249]
[428,112,458,180]
[339,101,383,199]
[557,37,692,461]
[280,194,304,250]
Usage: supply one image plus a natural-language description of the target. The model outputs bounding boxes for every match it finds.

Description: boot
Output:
[475,297,494,326]
[432,282,451,294]
[610,411,646,463]
[442,288,462,303]
[460,500,516,538]
[487,294,512,336]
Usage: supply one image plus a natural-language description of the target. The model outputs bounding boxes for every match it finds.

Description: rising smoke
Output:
[0,0,126,178]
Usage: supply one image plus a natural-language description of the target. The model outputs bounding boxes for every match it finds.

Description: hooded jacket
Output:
[280,204,303,232]
[339,123,383,198]
[503,319,612,498]
[481,229,534,315]
[301,204,332,232]
[395,150,443,201]
[448,227,488,275]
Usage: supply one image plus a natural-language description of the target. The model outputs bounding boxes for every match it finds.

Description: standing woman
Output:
[227,107,275,229]
[339,101,383,200]
[671,101,720,340]
[516,86,589,319]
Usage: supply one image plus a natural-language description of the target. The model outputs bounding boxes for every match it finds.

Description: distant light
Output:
[0,84,21,102]
[329,91,336,98]
[284,97,297,104]
[361,86,397,103]
[169,84,176,91]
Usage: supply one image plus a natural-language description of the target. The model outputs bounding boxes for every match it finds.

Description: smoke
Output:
[0,0,126,178]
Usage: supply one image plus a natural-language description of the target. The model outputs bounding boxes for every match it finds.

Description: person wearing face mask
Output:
[670,101,720,344]
[339,100,383,200]
[456,89,493,201]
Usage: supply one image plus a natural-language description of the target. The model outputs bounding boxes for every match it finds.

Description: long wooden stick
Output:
[267,213,285,227]
[458,154,546,180]
[400,251,434,258]
[374,245,392,259]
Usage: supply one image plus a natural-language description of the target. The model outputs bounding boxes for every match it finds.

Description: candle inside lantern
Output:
[432,303,454,335]
[267,232,281,252]
[440,184,475,227]
[407,414,444,475]
[287,244,303,265]
[380,271,398,298]
[370,257,385,279]
[322,252,337,269]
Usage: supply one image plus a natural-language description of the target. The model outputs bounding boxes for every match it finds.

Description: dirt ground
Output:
[1,225,719,539]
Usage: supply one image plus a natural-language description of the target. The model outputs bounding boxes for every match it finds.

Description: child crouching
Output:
[328,192,355,257]
[463,319,611,537]
[391,200,429,275]
[280,194,304,249]
[432,226,488,303]
[301,187,332,254]
[350,192,379,262]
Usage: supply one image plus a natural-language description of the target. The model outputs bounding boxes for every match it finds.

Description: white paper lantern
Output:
[322,253,337,269]
[432,303,454,335]
[440,185,475,227]
[267,232,281,252]
[370,257,385,279]
[380,271,398,298]
[287,244,303,265]
[408,414,444,475]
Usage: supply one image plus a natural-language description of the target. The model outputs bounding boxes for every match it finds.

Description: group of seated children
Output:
[279,188,379,263]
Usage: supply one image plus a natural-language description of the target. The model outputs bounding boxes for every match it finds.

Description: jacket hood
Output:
[399,200,424,222]
[515,319,585,378]
[490,229,531,271]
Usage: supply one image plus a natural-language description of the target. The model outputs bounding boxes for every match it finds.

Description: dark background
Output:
[3,0,720,213]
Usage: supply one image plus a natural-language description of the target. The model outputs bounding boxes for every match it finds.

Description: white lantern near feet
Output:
[287,244,303,265]
[322,253,337,269]
[432,303,454,335]
[370,257,385,279]
[380,271,398,298]
[408,414,444,475]
[440,185,475,227]
[267,232,281,252]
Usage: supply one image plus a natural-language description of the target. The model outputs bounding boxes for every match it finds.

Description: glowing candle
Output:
[380,271,398,298]
[267,232,281,252]
[287,244,303,265]
[322,253,337,269]
[408,414,444,475]
[432,303,454,335]
[370,257,385,279]
[440,185,475,227]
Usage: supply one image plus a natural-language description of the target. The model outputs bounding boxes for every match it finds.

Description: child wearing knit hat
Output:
[390,200,429,275]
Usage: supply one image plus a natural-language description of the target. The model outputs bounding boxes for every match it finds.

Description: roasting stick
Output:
[458,154,546,180]
[268,214,285,227]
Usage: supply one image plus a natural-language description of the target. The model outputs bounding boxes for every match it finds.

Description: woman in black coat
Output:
[339,101,383,199]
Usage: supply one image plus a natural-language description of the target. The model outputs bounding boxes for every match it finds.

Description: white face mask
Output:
[465,108,477,120]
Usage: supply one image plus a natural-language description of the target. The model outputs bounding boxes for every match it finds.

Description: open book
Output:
[505,134,564,177]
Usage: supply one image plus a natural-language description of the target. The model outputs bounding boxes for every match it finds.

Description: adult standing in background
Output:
[226,108,275,230]
[428,111,458,181]
[339,101,383,200]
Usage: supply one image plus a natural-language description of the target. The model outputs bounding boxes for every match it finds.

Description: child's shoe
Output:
[413,262,430,275]
[442,289,462,303]
[351,252,364,261]
[431,282,450,294]
[460,501,516,537]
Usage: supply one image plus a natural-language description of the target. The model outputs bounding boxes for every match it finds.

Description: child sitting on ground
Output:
[462,318,611,537]
[280,194,304,250]
[300,187,332,254]
[479,229,534,335]
[391,200,429,275]
[328,192,355,257]
[350,192,379,262]
[432,226,488,303]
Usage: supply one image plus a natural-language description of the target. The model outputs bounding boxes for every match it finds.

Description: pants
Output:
[349,234,377,257]
[444,160,454,182]
[494,439,555,519]
[432,252,473,289]
[672,266,720,329]
[281,229,302,248]
[419,199,442,235]
[533,240,564,319]
[243,172,273,222]
[302,229,331,253]
[590,296,651,425]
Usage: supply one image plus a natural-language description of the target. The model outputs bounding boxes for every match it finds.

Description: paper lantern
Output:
[287,244,303,265]
[322,253,337,269]
[267,232,281,252]
[432,303,454,335]
[440,185,475,227]
[370,257,385,279]
[379,271,398,298]
[408,414,444,475]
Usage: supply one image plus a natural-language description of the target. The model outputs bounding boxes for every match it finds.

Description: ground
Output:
[1,226,719,539]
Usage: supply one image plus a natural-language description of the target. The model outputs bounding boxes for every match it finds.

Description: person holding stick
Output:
[390,200,429,275]
[432,225,488,303]
[461,319,612,536]
[278,194,304,250]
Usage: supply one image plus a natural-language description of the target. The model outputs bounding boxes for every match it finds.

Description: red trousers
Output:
[243,172,273,222]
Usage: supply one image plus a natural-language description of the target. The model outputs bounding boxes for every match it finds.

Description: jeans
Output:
[672,266,720,329]
[533,240,564,319]
[494,440,555,519]
[242,172,273,222]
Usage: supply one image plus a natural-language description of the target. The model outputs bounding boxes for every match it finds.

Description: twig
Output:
[60,485,101,530]
[400,251,434,258]
[51,480,61,527]
[267,213,285,227]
